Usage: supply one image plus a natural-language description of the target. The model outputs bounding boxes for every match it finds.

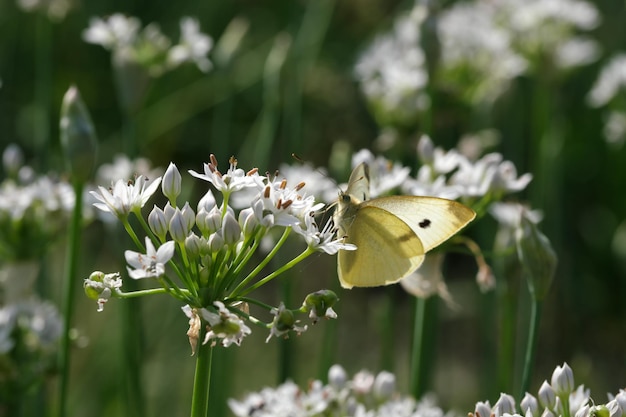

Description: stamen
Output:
[247,168,259,176]
[281,200,293,209]
[264,186,271,198]
[295,182,306,191]
[280,179,287,190]
[210,154,218,167]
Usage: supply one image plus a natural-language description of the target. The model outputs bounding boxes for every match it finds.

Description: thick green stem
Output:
[519,299,543,398]
[190,332,214,417]
[57,181,84,417]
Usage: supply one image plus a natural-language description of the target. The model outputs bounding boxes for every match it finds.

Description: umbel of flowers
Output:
[229,363,626,417]
[85,154,351,350]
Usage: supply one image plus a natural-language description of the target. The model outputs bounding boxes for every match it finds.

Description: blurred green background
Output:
[1,0,626,416]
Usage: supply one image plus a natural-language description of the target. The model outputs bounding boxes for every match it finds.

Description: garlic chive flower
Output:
[87,155,344,346]
[90,175,161,219]
[124,237,175,279]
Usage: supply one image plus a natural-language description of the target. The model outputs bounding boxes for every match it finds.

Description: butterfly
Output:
[334,163,476,288]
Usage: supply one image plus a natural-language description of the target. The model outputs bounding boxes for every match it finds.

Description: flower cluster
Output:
[355,0,599,115]
[229,364,452,417]
[353,5,430,126]
[0,288,63,400]
[83,14,213,76]
[85,155,348,349]
[0,144,79,261]
[470,363,625,417]
[587,54,626,148]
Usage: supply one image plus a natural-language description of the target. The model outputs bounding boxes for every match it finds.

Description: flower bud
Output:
[328,364,348,389]
[494,393,516,417]
[538,381,556,410]
[352,370,375,395]
[516,216,557,301]
[222,211,241,246]
[474,401,493,417]
[417,134,435,165]
[83,271,122,312]
[521,393,539,417]
[550,363,574,397]
[197,190,216,212]
[239,207,259,238]
[302,290,339,323]
[148,205,169,240]
[185,233,202,259]
[2,144,23,178]
[169,208,189,243]
[373,371,395,400]
[162,162,182,203]
[208,232,225,253]
[60,85,98,183]
[181,202,196,231]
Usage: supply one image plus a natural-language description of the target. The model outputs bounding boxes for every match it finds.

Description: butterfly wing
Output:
[337,204,426,288]
[362,196,475,252]
[345,163,370,202]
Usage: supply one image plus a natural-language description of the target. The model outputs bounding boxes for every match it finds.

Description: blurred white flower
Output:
[354,6,430,123]
[588,54,626,108]
[438,1,527,104]
[125,237,175,279]
[168,17,213,72]
[16,0,72,21]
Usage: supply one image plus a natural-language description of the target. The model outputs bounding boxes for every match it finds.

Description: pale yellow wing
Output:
[337,204,425,289]
[345,163,370,203]
[361,196,475,252]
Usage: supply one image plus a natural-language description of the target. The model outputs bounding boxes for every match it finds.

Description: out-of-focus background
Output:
[1,0,625,416]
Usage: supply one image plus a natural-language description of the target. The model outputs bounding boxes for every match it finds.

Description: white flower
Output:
[91,175,162,219]
[351,149,411,198]
[189,155,260,194]
[293,212,356,255]
[96,154,162,186]
[588,54,626,108]
[83,14,141,49]
[354,6,430,122]
[551,362,575,396]
[124,237,175,279]
[168,17,213,72]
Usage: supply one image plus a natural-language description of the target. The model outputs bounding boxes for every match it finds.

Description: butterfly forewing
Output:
[362,196,475,252]
[337,205,426,288]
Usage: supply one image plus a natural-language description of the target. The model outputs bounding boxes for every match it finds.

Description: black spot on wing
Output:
[418,219,431,229]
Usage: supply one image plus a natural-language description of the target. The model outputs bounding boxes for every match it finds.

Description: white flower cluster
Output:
[0,145,78,260]
[87,155,349,347]
[353,6,430,124]
[229,364,452,417]
[409,136,532,201]
[83,14,213,75]
[355,0,599,112]
[471,363,625,417]
[0,299,62,355]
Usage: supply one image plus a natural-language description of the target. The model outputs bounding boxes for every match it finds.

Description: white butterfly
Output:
[334,163,476,288]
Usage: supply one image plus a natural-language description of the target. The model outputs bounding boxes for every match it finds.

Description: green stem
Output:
[519,299,543,398]
[380,286,394,371]
[238,247,314,297]
[230,228,291,297]
[190,332,214,417]
[409,296,427,398]
[34,13,51,171]
[57,181,84,417]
